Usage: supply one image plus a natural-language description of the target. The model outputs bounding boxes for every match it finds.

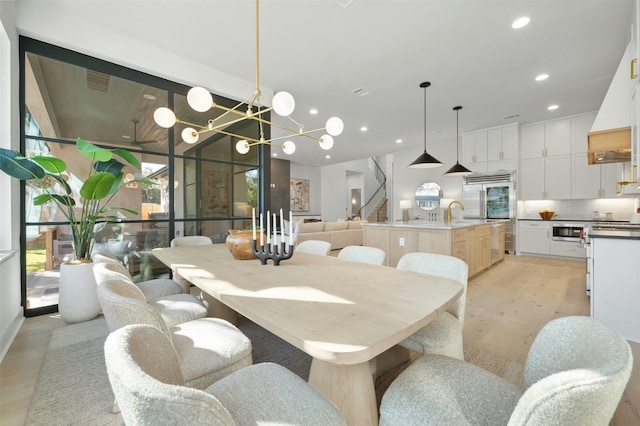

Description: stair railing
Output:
[357,157,387,220]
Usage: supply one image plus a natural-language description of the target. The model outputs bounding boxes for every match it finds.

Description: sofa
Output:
[291,220,364,250]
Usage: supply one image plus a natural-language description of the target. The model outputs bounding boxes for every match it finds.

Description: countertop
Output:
[362,219,501,230]
[589,229,640,240]
[518,218,631,223]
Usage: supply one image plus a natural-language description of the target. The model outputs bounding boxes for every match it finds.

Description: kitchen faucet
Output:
[447,200,464,223]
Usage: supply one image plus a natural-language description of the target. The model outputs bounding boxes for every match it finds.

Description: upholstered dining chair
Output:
[169,235,214,294]
[92,254,184,301]
[337,245,386,265]
[105,323,345,426]
[395,252,468,360]
[93,262,207,327]
[296,239,332,256]
[380,316,633,426]
[170,235,213,247]
[97,278,253,390]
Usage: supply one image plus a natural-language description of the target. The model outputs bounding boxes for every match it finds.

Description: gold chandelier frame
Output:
[153,0,343,155]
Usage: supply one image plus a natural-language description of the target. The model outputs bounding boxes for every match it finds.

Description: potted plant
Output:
[0,137,153,322]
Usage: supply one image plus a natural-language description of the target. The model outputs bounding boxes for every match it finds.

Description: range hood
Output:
[587,40,633,165]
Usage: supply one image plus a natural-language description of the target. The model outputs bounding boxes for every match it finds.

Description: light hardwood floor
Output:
[0,254,638,425]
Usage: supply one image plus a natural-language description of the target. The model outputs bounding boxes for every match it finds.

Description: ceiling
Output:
[18,0,634,167]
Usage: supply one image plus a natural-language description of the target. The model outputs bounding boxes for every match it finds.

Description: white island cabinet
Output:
[591,231,640,343]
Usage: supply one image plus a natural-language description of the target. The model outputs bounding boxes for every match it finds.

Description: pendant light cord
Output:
[423,86,427,152]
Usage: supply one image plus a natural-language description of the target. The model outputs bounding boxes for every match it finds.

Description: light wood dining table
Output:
[152,244,463,425]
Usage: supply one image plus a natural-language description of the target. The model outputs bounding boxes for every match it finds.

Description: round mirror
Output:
[415,182,442,210]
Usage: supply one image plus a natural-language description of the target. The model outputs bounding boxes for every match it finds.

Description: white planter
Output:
[58,261,101,323]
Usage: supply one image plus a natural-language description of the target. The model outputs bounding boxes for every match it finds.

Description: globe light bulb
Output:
[187,87,213,112]
[326,117,344,136]
[236,140,250,154]
[282,141,296,155]
[272,91,295,116]
[319,135,334,150]
[181,127,199,144]
[153,107,177,128]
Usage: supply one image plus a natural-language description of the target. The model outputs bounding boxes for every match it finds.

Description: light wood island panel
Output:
[363,221,503,276]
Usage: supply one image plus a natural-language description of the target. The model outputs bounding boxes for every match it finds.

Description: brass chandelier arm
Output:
[154,0,342,153]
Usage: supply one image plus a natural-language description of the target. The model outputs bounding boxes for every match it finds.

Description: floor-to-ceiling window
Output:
[20,37,265,316]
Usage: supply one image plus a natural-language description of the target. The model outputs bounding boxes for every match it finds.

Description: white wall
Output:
[0,1,25,363]
[391,137,463,221]
[289,163,321,218]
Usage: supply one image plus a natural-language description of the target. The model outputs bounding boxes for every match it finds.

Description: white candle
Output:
[273,213,277,243]
[266,210,270,244]
[280,208,284,244]
[252,208,256,240]
[260,213,263,246]
[289,211,292,246]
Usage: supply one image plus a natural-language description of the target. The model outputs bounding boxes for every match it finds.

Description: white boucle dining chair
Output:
[93,262,208,327]
[97,278,252,391]
[380,316,633,426]
[296,239,332,256]
[92,254,185,300]
[170,235,213,247]
[104,323,346,426]
[337,245,386,265]
[395,252,468,360]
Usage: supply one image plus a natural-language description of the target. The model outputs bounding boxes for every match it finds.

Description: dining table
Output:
[152,243,463,425]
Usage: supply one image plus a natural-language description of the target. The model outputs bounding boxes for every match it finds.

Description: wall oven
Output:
[551,223,584,242]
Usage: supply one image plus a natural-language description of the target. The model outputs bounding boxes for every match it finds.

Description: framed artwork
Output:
[202,170,229,215]
[290,178,309,212]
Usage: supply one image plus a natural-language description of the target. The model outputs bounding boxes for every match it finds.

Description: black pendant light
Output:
[408,82,443,169]
[444,105,473,176]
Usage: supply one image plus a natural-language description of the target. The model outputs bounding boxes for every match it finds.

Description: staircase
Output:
[358,157,388,222]
[367,197,388,223]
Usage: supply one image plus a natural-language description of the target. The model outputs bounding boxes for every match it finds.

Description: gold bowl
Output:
[539,211,554,220]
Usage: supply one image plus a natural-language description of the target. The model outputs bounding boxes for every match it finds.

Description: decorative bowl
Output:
[226,229,261,260]
[539,210,554,220]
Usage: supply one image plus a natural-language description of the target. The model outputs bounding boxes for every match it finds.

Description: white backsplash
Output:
[518,198,640,221]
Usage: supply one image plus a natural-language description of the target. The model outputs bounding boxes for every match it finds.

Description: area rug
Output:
[26,316,524,424]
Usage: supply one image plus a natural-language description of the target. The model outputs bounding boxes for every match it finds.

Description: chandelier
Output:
[153,0,344,155]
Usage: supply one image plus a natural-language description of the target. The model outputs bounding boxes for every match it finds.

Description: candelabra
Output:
[252,239,294,266]
[251,207,294,265]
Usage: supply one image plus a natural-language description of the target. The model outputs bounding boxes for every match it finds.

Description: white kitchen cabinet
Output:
[487,125,518,162]
[517,221,550,255]
[591,236,640,343]
[549,240,586,259]
[571,112,596,154]
[572,154,623,199]
[462,131,488,165]
[521,119,571,159]
[521,155,570,200]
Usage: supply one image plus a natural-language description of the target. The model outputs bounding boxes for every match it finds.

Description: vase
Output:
[226,230,261,260]
[58,261,101,323]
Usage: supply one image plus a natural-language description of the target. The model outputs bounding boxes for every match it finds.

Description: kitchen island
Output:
[590,228,640,343]
[362,220,505,276]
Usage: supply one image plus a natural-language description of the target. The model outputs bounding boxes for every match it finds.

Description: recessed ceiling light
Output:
[547,104,559,111]
[122,135,131,139]
[310,108,318,115]
[512,16,531,29]
[535,73,549,81]
[272,153,278,157]
[360,126,368,132]
[325,155,331,159]
[396,139,403,144]
[143,93,156,100]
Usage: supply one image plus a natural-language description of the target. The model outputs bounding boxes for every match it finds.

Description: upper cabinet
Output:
[462,124,519,173]
[521,118,571,160]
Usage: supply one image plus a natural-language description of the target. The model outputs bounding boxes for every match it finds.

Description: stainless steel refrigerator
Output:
[462,171,516,254]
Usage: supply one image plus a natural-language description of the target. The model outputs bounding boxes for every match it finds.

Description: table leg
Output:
[308,359,378,426]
